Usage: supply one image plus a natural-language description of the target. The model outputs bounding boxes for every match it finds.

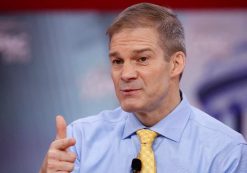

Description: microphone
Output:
[131,158,142,173]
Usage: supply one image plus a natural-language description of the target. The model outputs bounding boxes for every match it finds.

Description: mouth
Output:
[120,89,141,96]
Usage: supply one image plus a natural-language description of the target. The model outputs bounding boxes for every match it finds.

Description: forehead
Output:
[109,27,161,54]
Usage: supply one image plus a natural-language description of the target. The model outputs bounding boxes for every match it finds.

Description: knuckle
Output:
[49,140,57,148]
[58,139,67,148]
[51,138,69,150]
[47,150,56,159]
[70,152,77,161]
[60,139,67,146]
[68,163,75,171]
[47,160,55,169]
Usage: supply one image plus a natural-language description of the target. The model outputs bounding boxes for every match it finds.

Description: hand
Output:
[39,115,76,173]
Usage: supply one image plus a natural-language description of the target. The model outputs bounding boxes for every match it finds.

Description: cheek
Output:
[112,78,118,90]
[111,71,117,83]
[111,71,120,92]
[144,69,169,94]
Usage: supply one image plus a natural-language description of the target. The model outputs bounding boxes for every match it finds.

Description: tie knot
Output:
[137,129,158,144]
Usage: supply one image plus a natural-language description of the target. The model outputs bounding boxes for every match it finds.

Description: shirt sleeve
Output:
[212,143,247,173]
[233,143,247,173]
[67,123,82,173]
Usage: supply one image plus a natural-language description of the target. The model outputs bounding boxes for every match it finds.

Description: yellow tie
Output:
[136,129,158,173]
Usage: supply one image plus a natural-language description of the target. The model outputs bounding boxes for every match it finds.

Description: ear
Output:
[170,51,186,78]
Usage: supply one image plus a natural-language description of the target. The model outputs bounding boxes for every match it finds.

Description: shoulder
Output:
[185,106,247,171]
[188,106,246,147]
[67,107,129,137]
[67,107,131,164]
[71,107,127,125]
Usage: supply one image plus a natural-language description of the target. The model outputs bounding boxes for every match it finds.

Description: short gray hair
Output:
[106,3,186,59]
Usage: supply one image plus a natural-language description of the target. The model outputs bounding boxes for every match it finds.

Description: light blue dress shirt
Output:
[67,95,247,173]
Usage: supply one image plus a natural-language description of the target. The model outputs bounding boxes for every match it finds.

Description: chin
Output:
[120,102,143,113]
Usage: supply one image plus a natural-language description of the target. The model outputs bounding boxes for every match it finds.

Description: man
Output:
[40,3,247,173]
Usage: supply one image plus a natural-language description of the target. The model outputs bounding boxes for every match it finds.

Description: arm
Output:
[231,143,247,173]
[211,143,247,173]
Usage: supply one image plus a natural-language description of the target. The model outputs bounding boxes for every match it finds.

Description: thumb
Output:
[56,115,67,139]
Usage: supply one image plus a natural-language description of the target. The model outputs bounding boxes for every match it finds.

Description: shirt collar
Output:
[122,92,191,142]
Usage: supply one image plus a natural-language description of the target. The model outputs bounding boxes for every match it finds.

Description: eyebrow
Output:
[109,48,153,58]
[132,48,153,54]
[109,51,120,58]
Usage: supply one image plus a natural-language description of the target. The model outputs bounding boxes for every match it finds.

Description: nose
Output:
[121,62,138,82]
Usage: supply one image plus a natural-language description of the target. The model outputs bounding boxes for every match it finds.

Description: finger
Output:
[51,138,76,150]
[47,160,74,172]
[56,115,67,140]
[47,150,76,162]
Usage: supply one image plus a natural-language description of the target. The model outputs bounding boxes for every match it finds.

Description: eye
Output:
[137,56,149,65]
[112,58,124,65]
[138,57,147,62]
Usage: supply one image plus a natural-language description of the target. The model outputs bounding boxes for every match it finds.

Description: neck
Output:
[135,89,181,127]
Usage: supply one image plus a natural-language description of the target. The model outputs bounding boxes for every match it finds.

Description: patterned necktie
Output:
[136,129,158,173]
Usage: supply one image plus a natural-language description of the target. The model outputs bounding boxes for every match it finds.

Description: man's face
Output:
[109,27,174,114]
